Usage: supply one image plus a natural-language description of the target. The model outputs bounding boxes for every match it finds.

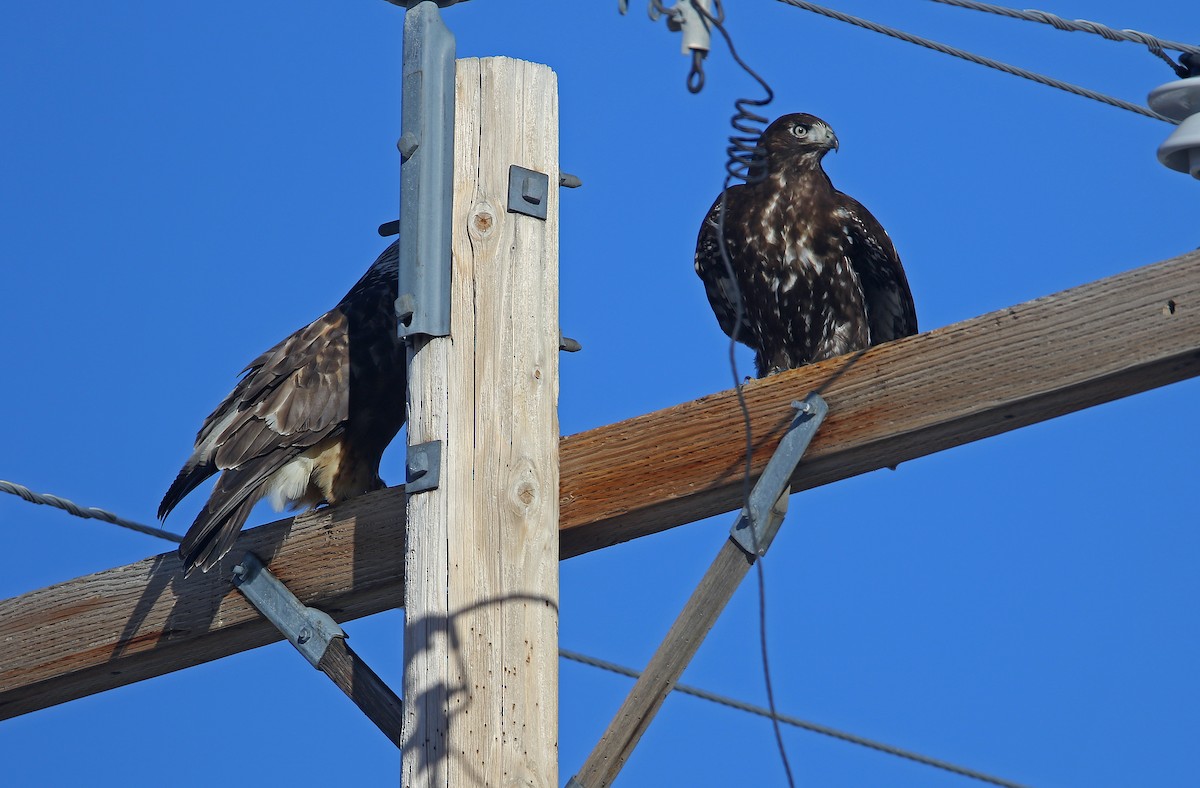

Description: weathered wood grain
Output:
[572,537,757,787]
[402,57,560,788]
[317,636,405,747]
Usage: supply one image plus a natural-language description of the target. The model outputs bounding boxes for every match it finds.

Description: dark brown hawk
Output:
[695,112,917,377]
[159,241,407,575]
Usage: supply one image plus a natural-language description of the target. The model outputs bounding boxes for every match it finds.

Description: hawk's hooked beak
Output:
[816,123,839,153]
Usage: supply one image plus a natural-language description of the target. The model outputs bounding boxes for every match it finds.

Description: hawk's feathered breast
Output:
[695,113,917,377]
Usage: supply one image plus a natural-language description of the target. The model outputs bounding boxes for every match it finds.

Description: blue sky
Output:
[1,1,1197,785]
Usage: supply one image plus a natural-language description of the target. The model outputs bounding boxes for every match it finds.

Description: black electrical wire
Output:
[686,3,802,785]
[561,648,1033,788]
[776,0,1177,124]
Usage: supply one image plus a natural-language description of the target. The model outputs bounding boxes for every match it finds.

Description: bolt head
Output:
[396,132,420,160]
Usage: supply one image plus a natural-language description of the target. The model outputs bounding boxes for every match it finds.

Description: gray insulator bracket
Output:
[508,165,550,220]
[728,393,828,557]
[406,439,443,493]
[397,1,456,340]
[1148,76,1200,179]
[645,0,712,55]
[231,552,346,669]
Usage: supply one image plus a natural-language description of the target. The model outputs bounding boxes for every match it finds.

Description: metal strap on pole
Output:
[568,393,827,788]
[397,1,456,341]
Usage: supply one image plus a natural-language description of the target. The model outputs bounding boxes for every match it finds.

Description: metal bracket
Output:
[508,165,550,220]
[231,552,346,669]
[1148,75,1200,179]
[406,439,442,493]
[729,392,828,557]
[652,0,712,56]
[397,1,456,340]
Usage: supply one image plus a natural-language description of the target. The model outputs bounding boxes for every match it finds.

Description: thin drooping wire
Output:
[560,648,1032,788]
[0,479,183,543]
[930,0,1200,75]
[690,3,799,786]
[774,0,1178,124]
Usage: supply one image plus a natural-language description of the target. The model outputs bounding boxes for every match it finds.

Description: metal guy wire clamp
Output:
[730,392,828,557]
[231,552,345,668]
[568,393,827,788]
[231,552,406,745]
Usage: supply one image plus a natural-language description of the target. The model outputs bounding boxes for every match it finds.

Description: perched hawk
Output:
[159,242,407,575]
[695,113,917,377]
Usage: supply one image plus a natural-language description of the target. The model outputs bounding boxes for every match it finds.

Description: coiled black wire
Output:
[687,3,798,787]
[693,0,776,183]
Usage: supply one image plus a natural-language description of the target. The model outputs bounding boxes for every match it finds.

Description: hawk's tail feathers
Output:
[178,470,264,577]
[158,456,215,522]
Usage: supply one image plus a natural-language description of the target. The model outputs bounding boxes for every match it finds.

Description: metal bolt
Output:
[407,448,431,484]
[297,626,312,645]
[395,294,416,326]
[397,132,419,160]
[521,176,543,206]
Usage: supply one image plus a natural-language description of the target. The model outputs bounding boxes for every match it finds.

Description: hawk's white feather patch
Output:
[264,456,315,511]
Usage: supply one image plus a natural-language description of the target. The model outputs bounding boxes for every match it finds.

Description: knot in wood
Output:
[516,480,536,507]
[470,203,496,237]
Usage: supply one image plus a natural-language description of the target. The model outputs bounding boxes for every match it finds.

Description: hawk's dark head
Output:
[756,113,839,174]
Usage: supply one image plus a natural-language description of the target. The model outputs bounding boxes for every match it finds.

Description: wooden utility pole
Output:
[402,56,560,787]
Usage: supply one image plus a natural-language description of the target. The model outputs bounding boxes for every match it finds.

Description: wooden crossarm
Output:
[2,249,1197,720]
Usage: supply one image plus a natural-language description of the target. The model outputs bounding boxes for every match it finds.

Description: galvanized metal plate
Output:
[729,392,828,556]
[508,165,550,220]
